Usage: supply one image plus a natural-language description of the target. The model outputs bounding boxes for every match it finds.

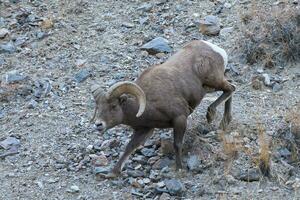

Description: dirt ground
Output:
[1,0,300,199]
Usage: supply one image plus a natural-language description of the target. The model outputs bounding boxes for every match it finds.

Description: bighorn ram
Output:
[91,40,236,177]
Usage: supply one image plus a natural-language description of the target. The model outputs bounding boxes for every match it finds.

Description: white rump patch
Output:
[202,40,228,68]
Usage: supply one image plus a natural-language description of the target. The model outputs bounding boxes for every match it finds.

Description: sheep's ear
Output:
[119,95,127,105]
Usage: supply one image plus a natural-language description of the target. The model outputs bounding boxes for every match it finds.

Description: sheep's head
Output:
[91,81,146,133]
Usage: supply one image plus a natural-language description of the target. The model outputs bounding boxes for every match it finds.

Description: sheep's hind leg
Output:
[206,81,235,129]
[219,82,236,130]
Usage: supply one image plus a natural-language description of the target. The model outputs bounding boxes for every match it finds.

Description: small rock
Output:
[86,145,93,152]
[224,2,232,8]
[139,17,149,25]
[76,59,87,67]
[156,53,165,59]
[153,157,172,170]
[199,15,220,36]
[156,181,165,188]
[132,155,147,164]
[141,37,172,55]
[257,68,264,73]
[0,42,16,54]
[74,69,91,83]
[225,174,236,184]
[36,181,43,189]
[278,148,291,158]
[92,154,108,166]
[262,73,271,86]
[0,110,5,119]
[15,35,28,46]
[219,27,233,39]
[238,168,261,182]
[36,31,46,40]
[159,192,171,200]
[67,185,80,193]
[0,137,20,150]
[27,99,38,109]
[141,148,156,157]
[187,155,201,172]
[47,178,59,184]
[137,3,153,12]
[94,167,110,174]
[127,169,144,178]
[122,22,135,28]
[0,28,9,38]
[164,179,185,196]
[129,178,142,188]
[131,189,144,197]
[272,83,282,92]
[3,70,28,84]
[143,178,151,184]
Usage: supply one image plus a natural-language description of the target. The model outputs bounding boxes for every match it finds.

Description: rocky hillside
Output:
[0,0,299,199]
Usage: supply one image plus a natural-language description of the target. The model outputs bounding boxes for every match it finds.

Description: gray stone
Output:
[0,137,20,150]
[15,36,28,46]
[153,157,172,169]
[139,17,149,25]
[159,192,171,200]
[36,31,46,39]
[164,179,185,196]
[0,28,9,38]
[272,83,283,92]
[0,110,5,119]
[187,155,201,172]
[127,169,144,178]
[199,15,220,36]
[141,37,172,55]
[3,70,28,84]
[27,99,38,109]
[94,166,110,174]
[67,185,80,193]
[278,148,291,158]
[132,155,147,164]
[262,73,271,86]
[74,69,91,83]
[137,3,153,12]
[238,168,260,182]
[122,22,135,28]
[0,42,16,54]
[141,148,156,157]
[220,27,233,38]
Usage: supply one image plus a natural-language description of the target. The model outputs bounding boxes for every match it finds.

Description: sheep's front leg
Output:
[108,128,154,177]
[173,116,187,170]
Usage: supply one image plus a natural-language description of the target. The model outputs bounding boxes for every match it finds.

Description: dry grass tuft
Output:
[220,131,243,174]
[258,124,271,177]
[237,2,300,67]
[286,103,300,141]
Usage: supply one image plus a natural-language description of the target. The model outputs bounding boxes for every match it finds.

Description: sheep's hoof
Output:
[219,114,232,130]
[206,107,216,123]
[97,170,120,179]
[96,171,119,179]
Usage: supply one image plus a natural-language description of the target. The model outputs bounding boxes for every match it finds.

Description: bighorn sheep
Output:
[91,40,236,177]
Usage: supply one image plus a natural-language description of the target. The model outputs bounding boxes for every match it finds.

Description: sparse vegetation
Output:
[237,2,300,67]
[257,124,271,177]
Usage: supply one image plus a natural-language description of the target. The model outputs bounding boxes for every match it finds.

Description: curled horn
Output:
[106,81,146,117]
[90,84,103,122]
